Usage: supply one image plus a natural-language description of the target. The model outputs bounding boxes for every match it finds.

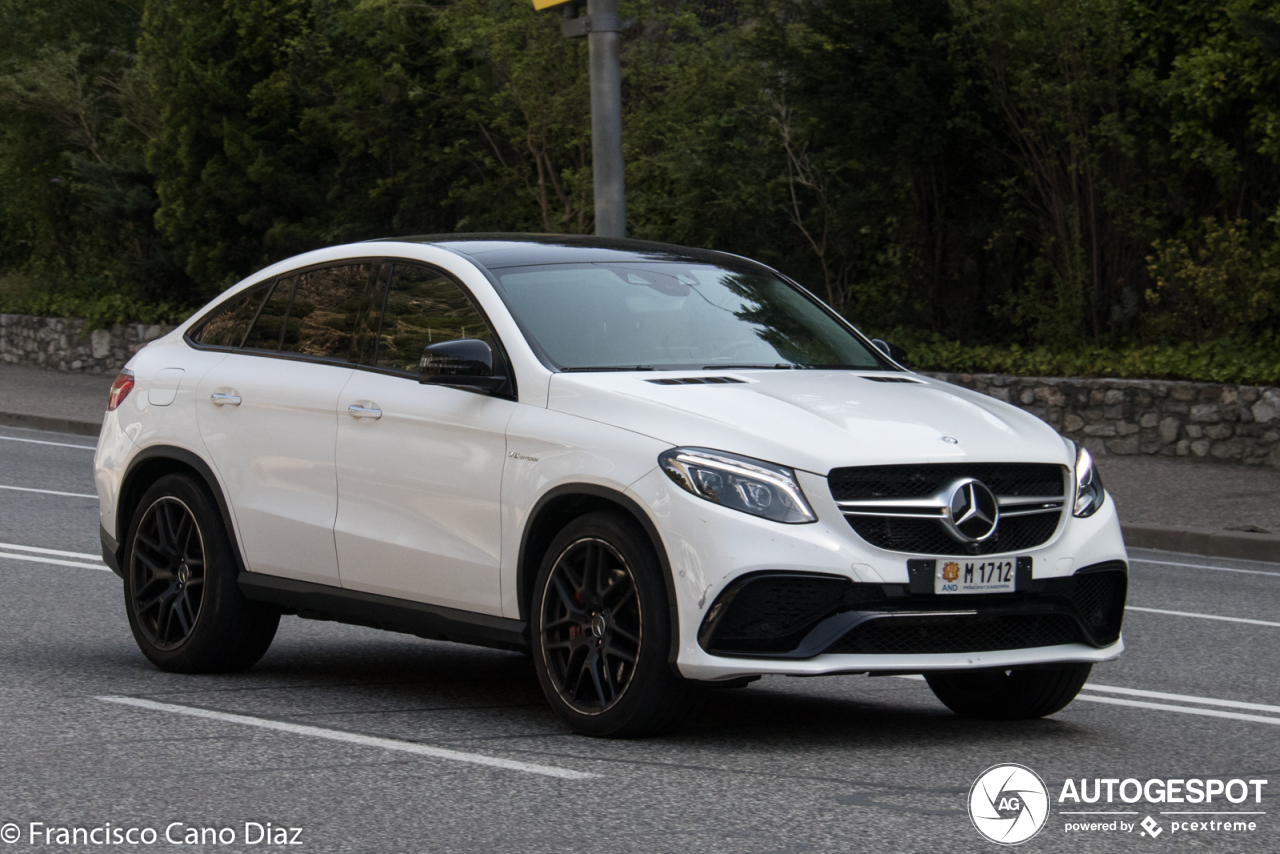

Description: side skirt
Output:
[238,574,529,653]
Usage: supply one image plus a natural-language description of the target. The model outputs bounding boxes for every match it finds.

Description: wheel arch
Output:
[517,483,680,670]
[116,446,244,574]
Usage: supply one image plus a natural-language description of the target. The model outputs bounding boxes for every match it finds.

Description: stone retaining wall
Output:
[0,314,173,373]
[927,372,1280,467]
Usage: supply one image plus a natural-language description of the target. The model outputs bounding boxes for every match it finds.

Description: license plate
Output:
[934,558,1017,594]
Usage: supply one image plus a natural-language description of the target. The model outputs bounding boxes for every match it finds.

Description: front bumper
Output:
[697,561,1126,656]
[626,465,1128,681]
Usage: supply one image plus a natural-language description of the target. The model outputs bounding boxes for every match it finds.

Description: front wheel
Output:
[531,512,697,737]
[925,664,1092,720]
[123,473,279,673]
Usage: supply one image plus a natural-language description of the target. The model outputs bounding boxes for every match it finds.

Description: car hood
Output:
[546,371,1071,474]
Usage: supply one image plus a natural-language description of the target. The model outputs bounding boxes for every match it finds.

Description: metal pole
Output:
[586,0,625,238]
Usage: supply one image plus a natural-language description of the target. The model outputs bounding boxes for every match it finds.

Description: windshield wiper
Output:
[701,363,798,370]
[559,366,659,372]
[804,364,874,370]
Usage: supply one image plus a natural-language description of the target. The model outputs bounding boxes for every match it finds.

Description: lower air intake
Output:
[826,613,1082,656]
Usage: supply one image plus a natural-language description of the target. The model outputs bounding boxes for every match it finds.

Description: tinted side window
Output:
[242,276,292,351]
[376,264,495,372]
[281,263,385,361]
[188,281,271,348]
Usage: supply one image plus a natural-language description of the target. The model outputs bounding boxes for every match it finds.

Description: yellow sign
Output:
[532,0,574,9]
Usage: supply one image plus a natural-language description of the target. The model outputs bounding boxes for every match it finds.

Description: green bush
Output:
[893,333,1280,386]
[0,291,190,329]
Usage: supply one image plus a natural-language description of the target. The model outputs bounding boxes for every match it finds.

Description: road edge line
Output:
[96,695,599,780]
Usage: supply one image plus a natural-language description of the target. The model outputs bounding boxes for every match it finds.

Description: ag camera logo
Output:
[969,764,1051,845]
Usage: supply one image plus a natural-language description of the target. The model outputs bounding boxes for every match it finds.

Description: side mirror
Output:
[419,339,506,392]
[871,338,912,369]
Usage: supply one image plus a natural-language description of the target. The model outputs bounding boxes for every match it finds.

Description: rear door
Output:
[194,262,387,585]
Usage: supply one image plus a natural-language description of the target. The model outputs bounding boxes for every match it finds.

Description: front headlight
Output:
[1073,444,1105,517]
[659,447,817,524]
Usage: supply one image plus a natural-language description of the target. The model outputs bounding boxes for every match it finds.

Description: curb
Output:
[0,411,102,437]
[1122,522,1279,564]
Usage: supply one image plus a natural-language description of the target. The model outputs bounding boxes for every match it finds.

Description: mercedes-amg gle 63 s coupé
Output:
[95,235,1126,736]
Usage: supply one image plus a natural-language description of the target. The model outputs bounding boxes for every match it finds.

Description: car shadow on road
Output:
[84,619,1097,754]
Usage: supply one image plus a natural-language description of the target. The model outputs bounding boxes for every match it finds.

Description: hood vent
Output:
[860,375,923,384]
[648,376,746,385]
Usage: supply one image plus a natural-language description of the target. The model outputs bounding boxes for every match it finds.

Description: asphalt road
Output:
[1,422,1277,853]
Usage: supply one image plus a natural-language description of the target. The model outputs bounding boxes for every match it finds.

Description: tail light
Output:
[107,369,135,412]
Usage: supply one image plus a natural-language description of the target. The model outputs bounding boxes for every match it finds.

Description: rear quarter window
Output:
[187,281,273,349]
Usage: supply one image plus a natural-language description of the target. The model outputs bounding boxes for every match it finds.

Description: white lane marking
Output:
[1162,812,1266,815]
[896,670,1280,726]
[1085,683,1280,715]
[96,696,599,780]
[1127,605,1280,628]
[1075,694,1280,726]
[1131,558,1280,578]
[0,484,96,499]
[0,434,95,450]
[0,552,110,571]
[0,542,102,561]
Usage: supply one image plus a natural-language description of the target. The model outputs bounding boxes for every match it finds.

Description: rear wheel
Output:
[531,511,697,737]
[123,473,279,673]
[925,664,1092,720]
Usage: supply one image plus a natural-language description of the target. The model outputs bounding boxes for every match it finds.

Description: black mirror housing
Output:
[419,339,506,391]
[871,338,912,370]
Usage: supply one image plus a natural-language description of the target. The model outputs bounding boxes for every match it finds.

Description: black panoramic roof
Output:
[371,233,768,272]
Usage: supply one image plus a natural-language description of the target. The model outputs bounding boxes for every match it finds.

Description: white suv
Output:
[94,235,1127,736]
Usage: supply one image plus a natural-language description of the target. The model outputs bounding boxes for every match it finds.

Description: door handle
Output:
[210,391,242,406]
[348,403,382,420]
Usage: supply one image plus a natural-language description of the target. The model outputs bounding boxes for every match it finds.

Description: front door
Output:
[334,262,515,614]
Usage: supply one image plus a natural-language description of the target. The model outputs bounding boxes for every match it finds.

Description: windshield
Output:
[491,262,889,371]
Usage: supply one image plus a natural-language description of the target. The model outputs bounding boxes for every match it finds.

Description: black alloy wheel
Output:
[123,473,279,673]
[538,537,642,715]
[130,496,207,650]
[531,511,697,737]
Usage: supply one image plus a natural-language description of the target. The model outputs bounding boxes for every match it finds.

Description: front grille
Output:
[830,463,1067,556]
[830,463,1065,501]
[845,512,1060,556]
[826,613,1082,655]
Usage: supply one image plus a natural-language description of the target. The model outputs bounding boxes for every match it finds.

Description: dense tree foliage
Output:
[1,0,1278,374]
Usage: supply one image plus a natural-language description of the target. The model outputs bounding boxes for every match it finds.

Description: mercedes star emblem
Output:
[941,478,1000,544]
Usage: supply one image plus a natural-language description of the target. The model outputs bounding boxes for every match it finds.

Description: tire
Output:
[530,511,697,737]
[925,664,1092,720]
[122,473,279,673]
